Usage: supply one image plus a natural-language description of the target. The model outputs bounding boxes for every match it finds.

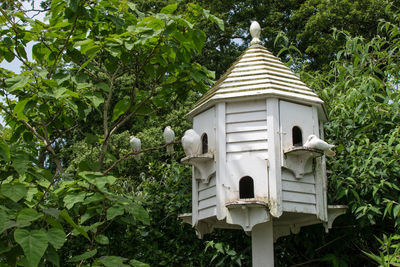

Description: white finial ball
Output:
[250,21,261,45]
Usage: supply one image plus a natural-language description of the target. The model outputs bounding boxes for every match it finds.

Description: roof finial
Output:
[250,21,261,45]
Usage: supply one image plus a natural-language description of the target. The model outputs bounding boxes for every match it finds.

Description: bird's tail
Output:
[134,154,141,161]
[166,144,174,154]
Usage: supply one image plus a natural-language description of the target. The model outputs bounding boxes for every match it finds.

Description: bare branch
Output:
[35,171,60,209]
[103,141,181,175]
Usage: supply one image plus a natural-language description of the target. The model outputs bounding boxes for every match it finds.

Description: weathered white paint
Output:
[226,100,268,161]
[197,177,217,220]
[282,169,317,214]
[266,98,282,217]
[215,102,227,221]
[193,107,216,153]
[279,100,315,152]
[225,156,269,203]
[252,221,274,267]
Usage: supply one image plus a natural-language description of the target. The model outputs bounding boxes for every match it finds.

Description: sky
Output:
[0,1,46,126]
[0,1,46,73]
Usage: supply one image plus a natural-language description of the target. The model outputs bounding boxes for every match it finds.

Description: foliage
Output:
[0,0,222,266]
[292,11,400,266]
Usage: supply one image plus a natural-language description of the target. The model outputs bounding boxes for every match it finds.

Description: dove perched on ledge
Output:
[304,134,335,157]
[181,129,201,157]
[129,136,141,160]
[163,126,175,154]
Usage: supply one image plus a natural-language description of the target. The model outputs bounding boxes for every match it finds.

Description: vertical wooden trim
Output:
[313,106,324,220]
[215,102,227,220]
[192,168,198,225]
[266,98,282,217]
[320,122,328,221]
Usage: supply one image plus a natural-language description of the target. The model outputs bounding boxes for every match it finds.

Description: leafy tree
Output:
[0,0,223,266]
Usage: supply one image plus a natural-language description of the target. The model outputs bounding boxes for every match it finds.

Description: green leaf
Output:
[80,172,116,191]
[12,152,30,176]
[0,141,10,161]
[95,234,109,245]
[17,208,43,227]
[0,211,6,232]
[47,228,66,249]
[13,98,30,121]
[106,205,124,220]
[98,256,130,267]
[5,75,30,92]
[68,249,97,262]
[160,4,178,14]
[43,208,60,219]
[130,259,150,267]
[63,191,86,209]
[394,205,400,218]
[1,183,27,202]
[14,229,48,267]
[78,53,97,72]
[86,93,104,108]
[126,204,149,225]
[60,210,90,241]
[45,245,60,267]
[95,82,110,92]
[67,0,80,12]
[112,97,130,121]
[52,87,67,99]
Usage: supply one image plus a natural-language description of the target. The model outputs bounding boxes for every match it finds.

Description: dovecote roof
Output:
[187,25,327,121]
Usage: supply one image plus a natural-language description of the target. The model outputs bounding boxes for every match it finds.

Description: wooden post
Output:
[252,221,274,267]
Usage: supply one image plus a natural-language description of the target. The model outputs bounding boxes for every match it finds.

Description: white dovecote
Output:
[180,21,346,267]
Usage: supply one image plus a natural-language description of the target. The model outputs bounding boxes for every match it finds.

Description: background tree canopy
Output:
[0,0,399,266]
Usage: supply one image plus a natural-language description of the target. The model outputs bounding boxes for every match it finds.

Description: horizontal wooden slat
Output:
[282,191,316,204]
[226,120,267,133]
[198,207,216,219]
[226,111,266,123]
[198,176,216,191]
[227,150,268,161]
[283,202,316,214]
[282,180,316,194]
[198,196,217,210]
[226,100,265,114]
[226,130,267,143]
[198,186,216,200]
[226,140,268,152]
[281,170,315,184]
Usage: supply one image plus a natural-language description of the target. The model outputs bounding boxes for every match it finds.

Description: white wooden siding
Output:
[226,100,268,161]
[197,176,217,220]
[282,169,317,214]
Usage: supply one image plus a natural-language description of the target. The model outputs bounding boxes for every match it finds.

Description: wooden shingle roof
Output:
[187,24,326,120]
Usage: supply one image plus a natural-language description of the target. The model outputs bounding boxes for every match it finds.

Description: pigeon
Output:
[129,136,141,160]
[163,126,175,154]
[181,129,201,157]
[304,134,335,157]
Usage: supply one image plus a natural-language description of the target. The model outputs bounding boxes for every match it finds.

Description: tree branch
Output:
[103,141,181,175]
[0,103,64,173]
[49,14,79,77]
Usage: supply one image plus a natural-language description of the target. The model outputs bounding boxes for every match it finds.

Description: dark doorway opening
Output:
[292,126,303,146]
[239,176,254,199]
[201,133,208,154]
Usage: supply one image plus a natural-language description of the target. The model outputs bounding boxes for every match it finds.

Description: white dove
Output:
[163,126,175,154]
[181,129,201,157]
[304,134,335,157]
[129,136,141,160]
